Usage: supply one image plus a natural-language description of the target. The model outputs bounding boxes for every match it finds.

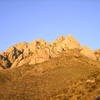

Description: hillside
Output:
[0,35,100,100]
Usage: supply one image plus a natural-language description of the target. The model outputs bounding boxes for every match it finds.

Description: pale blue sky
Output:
[0,0,100,51]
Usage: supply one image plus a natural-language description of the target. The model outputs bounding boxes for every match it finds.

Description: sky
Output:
[0,0,100,51]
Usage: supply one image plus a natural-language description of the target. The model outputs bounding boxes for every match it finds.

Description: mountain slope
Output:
[0,50,100,100]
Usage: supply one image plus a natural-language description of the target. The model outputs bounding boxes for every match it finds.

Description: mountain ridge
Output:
[0,34,100,69]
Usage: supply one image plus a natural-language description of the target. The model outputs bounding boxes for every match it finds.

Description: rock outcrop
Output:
[0,34,99,69]
[80,46,96,60]
[0,54,11,69]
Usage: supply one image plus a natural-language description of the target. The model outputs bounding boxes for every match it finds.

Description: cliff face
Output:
[0,34,99,69]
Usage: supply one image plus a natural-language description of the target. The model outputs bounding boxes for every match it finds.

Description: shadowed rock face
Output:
[0,55,11,69]
[0,34,99,69]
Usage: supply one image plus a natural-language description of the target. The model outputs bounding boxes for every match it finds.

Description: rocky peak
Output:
[0,34,99,69]
[53,35,65,44]
[62,34,81,49]
[66,34,75,39]
[31,39,48,45]
[6,43,28,53]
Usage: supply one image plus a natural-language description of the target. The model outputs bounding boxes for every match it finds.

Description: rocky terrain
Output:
[0,35,100,100]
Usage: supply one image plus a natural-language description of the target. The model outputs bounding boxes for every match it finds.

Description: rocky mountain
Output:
[0,35,100,100]
[0,34,99,69]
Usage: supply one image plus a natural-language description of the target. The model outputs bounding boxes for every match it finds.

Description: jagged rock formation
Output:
[0,34,99,69]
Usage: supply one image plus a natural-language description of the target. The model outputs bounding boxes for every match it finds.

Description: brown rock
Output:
[6,42,28,52]
[7,47,23,63]
[52,35,65,44]
[0,54,11,69]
